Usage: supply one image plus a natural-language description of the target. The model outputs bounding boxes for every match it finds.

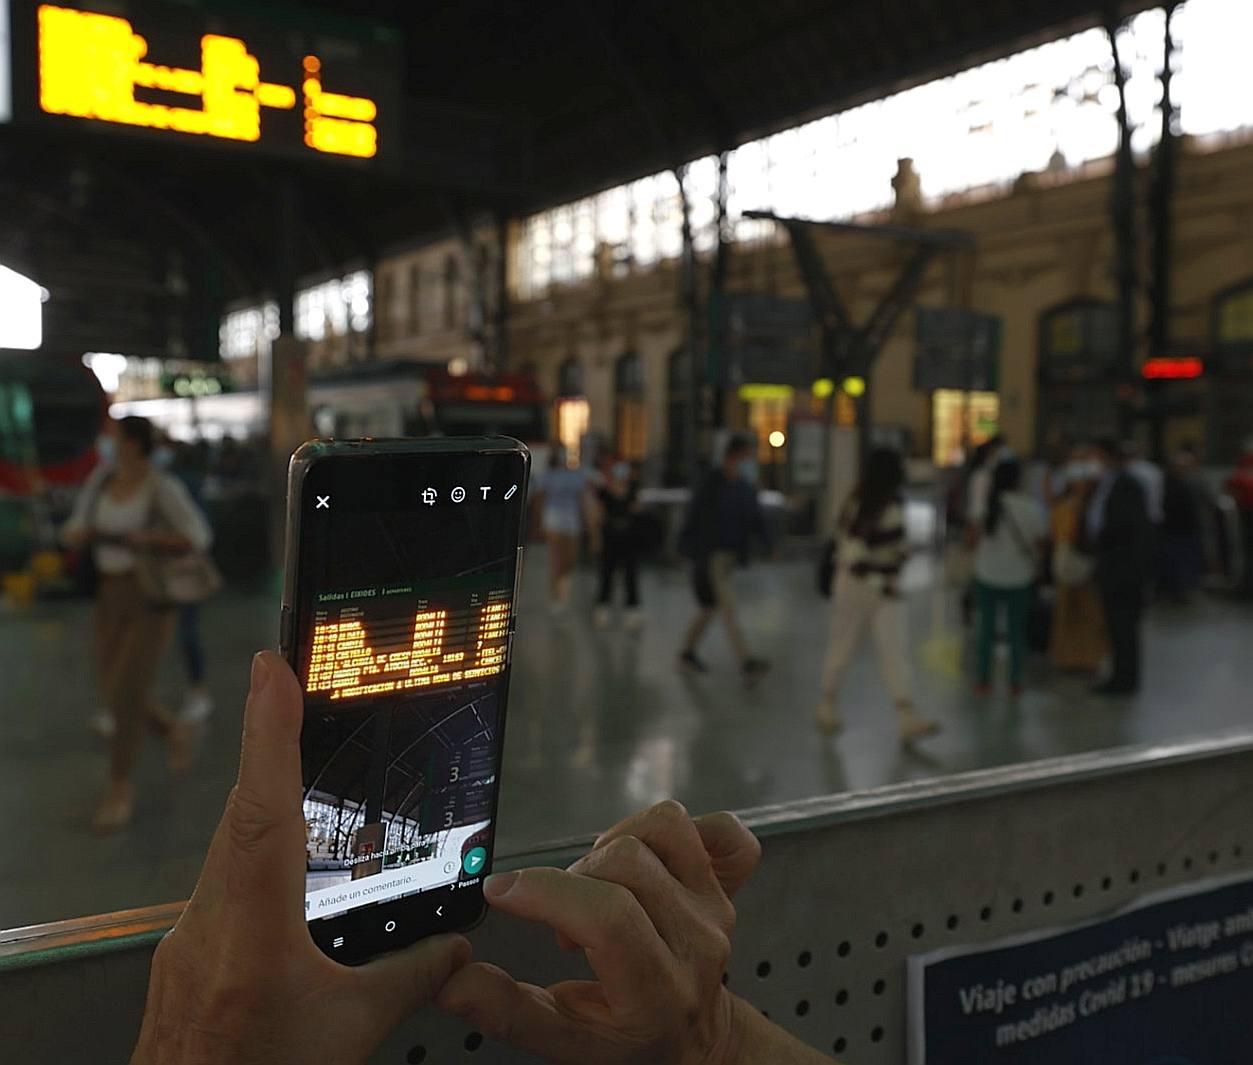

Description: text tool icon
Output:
[450,486,466,503]
[315,495,330,509]
[332,936,345,949]
[503,484,518,501]
[479,486,491,500]
[421,488,437,506]
[462,847,488,876]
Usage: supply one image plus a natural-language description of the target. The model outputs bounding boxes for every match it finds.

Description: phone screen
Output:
[287,443,528,962]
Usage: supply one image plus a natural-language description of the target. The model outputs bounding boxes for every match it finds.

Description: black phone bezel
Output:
[280,437,529,965]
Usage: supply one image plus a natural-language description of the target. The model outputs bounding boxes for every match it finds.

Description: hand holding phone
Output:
[130,651,472,1065]
[282,438,529,964]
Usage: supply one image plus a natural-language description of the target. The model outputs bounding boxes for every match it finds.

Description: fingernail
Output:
[484,871,518,899]
[250,652,271,694]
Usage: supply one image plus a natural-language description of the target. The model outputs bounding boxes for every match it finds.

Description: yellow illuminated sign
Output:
[37,5,378,158]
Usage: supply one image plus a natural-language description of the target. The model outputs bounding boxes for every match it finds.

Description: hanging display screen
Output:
[8,1,398,162]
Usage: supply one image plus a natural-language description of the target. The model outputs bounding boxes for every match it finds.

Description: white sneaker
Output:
[623,608,645,633]
[90,711,116,739]
[181,689,214,724]
[593,606,611,629]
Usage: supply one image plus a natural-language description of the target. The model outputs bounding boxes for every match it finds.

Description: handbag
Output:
[133,477,222,607]
[1052,540,1096,586]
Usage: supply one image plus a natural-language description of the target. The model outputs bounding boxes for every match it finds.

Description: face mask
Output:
[152,446,174,469]
[97,436,118,464]
[737,458,759,484]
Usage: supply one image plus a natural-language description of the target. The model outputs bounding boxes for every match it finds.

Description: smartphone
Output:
[281,437,529,964]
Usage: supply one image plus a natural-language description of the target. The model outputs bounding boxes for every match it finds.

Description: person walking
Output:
[815,447,939,742]
[678,435,772,684]
[1048,456,1108,673]
[972,457,1046,696]
[1084,438,1152,695]
[593,459,645,631]
[534,445,591,613]
[1159,443,1207,603]
[63,416,213,831]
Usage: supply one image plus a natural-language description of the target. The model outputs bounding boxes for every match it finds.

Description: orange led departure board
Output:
[308,592,511,702]
[19,3,397,161]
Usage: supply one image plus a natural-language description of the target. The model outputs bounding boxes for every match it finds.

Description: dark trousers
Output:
[1098,574,1143,690]
[598,539,640,607]
[178,603,206,684]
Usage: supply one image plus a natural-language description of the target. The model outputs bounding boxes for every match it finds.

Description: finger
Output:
[351,934,472,1030]
[593,800,720,897]
[193,652,306,921]
[483,867,672,1019]
[569,835,709,957]
[693,812,762,898]
[438,963,594,1065]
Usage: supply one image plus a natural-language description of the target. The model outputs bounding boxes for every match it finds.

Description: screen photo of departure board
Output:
[307,576,512,702]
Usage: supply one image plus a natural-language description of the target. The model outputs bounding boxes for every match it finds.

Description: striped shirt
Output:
[836,494,908,596]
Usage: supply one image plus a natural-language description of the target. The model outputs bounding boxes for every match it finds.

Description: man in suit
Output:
[1084,438,1153,695]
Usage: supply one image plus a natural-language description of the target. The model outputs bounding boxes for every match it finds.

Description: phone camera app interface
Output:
[295,451,525,928]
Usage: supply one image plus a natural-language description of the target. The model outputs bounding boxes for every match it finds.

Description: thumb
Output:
[352,934,473,1029]
[198,651,307,916]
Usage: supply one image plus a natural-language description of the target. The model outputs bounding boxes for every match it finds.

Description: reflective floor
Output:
[2,550,1251,927]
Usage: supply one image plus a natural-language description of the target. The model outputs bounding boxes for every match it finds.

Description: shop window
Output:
[741,387,791,465]
[556,398,589,468]
[614,352,646,461]
[932,389,999,466]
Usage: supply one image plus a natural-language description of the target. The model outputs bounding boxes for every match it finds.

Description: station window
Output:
[614,352,647,461]
[740,384,793,465]
[555,356,588,467]
[932,389,999,467]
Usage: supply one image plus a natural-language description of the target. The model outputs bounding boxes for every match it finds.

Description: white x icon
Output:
[315,495,330,509]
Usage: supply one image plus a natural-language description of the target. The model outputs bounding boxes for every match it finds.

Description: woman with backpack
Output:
[972,457,1047,695]
[816,447,940,743]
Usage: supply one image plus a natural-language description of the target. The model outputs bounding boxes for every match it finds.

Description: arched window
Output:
[614,352,646,461]
[442,254,460,330]
[1034,299,1117,457]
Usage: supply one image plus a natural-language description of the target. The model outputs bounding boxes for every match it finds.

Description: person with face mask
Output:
[594,458,646,630]
[677,435,772,684]
[62,416,212,831]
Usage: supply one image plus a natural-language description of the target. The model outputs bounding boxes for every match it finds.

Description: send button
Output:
[462,847,487,876]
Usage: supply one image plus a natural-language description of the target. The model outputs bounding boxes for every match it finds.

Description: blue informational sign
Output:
[909,874,1253,1064]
